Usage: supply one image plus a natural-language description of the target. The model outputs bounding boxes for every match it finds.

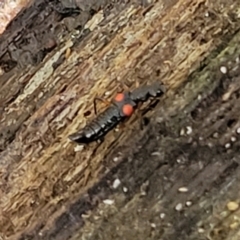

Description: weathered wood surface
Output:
[0,0,240,239]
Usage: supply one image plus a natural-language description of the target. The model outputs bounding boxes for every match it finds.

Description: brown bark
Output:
[0,0,240,239]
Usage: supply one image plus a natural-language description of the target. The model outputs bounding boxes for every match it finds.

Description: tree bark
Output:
[0,0,240,239]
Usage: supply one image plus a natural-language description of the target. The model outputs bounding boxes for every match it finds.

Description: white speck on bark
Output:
[113,178,121,189]
[220,66,227,74]
[103,199,115,205]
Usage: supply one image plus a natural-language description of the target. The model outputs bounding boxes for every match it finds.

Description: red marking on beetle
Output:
[68,82,166,144]
[114,93,125,102]
[122,104,134,116]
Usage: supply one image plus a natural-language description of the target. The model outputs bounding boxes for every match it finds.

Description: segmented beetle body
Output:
[68,82,166,144]
[130,82,166,102]
[69,106,122,143]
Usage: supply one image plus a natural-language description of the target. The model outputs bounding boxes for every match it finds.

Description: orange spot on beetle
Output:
[114,93,125,102]
[122,104,134,116]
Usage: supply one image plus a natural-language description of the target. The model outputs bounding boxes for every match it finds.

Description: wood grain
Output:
[0,0,240,239]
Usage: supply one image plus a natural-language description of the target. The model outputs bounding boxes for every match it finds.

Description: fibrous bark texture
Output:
[0,0,240,239]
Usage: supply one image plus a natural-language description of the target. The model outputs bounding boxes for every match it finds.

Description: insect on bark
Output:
[68,81,166,144]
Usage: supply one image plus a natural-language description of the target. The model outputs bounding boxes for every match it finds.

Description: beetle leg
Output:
[134,102,148,130]
[137,99,159,129]
[93,97,111,115]
[117,120,126,130]
[117,81,130,93]
[136,111,145,130]
[142,98,160,115]
[92,137,105,155]
[96,137,104,146]
[135,79,140,88]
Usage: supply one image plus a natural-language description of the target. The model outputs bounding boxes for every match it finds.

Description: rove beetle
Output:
[68,81,166,144]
